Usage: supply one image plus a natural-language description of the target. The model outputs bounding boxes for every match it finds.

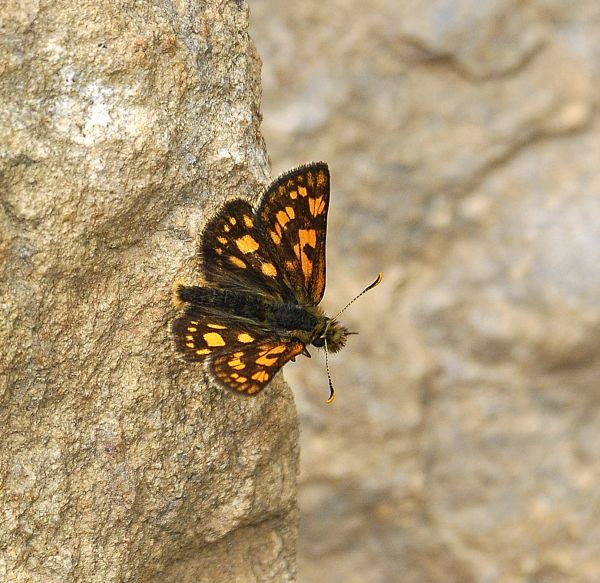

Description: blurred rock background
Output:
[251,1,600,582]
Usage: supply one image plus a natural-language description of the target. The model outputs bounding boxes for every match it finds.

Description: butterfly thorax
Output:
[270,300,349,353]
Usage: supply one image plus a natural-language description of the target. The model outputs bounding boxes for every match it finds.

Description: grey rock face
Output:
[1,2,297,582]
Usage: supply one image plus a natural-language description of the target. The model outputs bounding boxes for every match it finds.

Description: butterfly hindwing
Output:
[201,199,289,299]
[172,311,304,395]
[211,339,304,396]
[258,162,330,304]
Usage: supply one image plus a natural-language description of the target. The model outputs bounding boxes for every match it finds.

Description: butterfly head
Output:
[312,318,350,353]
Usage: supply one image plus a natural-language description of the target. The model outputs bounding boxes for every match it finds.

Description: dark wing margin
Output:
[257,162,330,304]
[200,199,290,299]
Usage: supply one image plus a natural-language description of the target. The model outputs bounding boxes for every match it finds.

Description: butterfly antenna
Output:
[323,337,335,404]
[330,272,383,323]
[322,272,383,404]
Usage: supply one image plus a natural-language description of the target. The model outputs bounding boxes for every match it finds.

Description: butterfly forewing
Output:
[201,199,290,299]
[258,162,330,304]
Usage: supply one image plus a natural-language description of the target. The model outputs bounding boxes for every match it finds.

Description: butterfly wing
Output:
[201,199,292,300]
[211,339,304,396]
[172,311,304,396]
[258,162,330,304]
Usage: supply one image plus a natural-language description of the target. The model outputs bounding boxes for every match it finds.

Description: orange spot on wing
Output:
[236,235,260,254]
[255,345,290,367]
[316,169,328,188]
[308,196,325,216]
[276,210,290,228]
[268,345,287,355]
[261,262,277,277]
[228,357,245,370]
[251,370,269,382]
[203,332,226,347]
[299,229,317,248]
[229,256,247,269]
[256,354,278,366]
[298,229,317,278]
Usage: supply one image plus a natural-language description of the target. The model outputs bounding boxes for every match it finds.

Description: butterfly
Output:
[172,162,381,403]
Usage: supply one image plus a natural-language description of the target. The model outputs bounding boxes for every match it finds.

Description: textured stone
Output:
[251,1,600,581]
[1,1,297,582]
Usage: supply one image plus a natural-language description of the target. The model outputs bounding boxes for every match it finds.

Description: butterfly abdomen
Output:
[177,285,267,321]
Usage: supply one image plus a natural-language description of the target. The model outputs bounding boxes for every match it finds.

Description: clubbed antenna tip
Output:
[323,272,383,404]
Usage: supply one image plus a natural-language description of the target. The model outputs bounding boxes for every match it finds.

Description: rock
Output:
[1,1,297,582]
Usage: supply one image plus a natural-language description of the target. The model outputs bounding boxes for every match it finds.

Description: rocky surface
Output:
[251,1,600,582]
[1,1,298,582]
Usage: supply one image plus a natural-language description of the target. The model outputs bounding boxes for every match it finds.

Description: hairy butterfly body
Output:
[172,162,378,401]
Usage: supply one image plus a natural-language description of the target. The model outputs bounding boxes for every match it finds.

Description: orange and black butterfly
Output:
[172,162,381,402]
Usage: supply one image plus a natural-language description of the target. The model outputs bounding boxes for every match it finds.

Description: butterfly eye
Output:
[312,336,325,348]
